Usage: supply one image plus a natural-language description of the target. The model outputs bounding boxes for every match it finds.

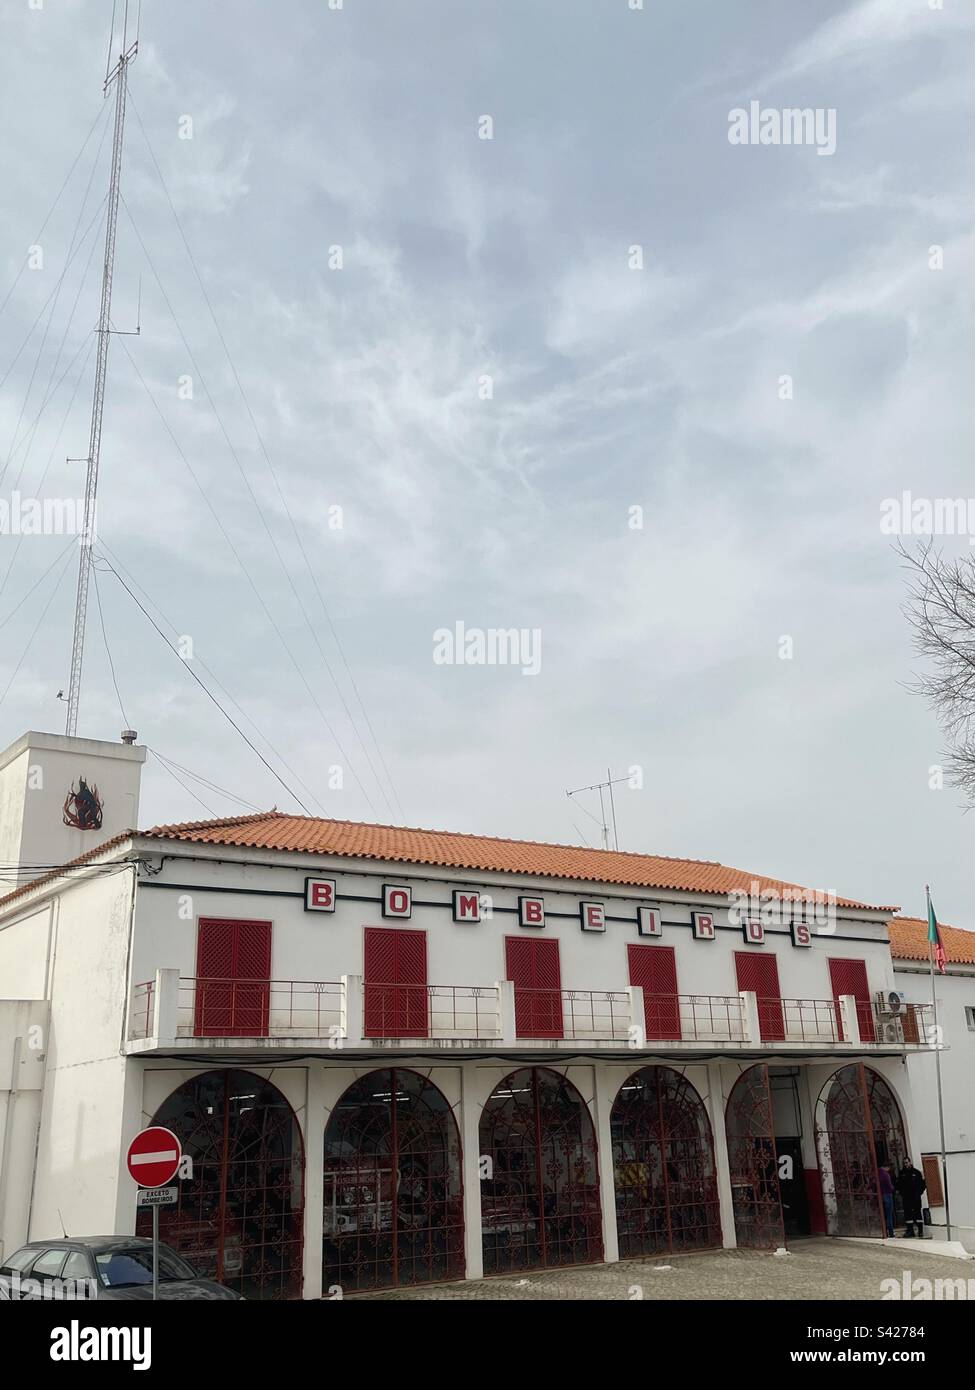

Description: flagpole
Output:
[926,884,952,1241]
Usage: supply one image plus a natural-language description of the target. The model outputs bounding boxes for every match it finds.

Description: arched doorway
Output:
[479,1067,602,1274]
[611,1066,721,1257]
[725,1064,784,1249]
[815,1064,909,1237]
[136,1069,304,1299]
[322,1068,463,1292]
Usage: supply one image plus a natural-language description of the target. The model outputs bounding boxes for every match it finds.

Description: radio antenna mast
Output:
[64,2,138,736]
[566,769,627,851]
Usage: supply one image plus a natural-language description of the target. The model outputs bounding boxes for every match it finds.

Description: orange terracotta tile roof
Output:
[889,916,975,966]
[123,810,893,910]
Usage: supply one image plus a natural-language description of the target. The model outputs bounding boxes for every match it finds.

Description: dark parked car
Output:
[0,1236,244,1300]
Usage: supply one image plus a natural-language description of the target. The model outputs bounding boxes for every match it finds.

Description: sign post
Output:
[126,1127,182,1301]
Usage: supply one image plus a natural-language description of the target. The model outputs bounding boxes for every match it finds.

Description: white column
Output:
[706,1062,737,1249]
[460,1065,485,1280]
[839,994,861,1045]
[153,968,179,1043]
[341,974,363,1046]
[740,991,760,1046]
[592,1063,620,1263]
[627,987,645,1047]
[497,980,516,1045]
[302,1064,326,1300]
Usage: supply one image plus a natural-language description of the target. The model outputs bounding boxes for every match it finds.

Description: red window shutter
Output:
[364,928,428,1037]
[627,944,681,1040]
[505,936,563,1038]
[734,952,785,1041]
[828,958,874,1042]
[195,919,271,1037]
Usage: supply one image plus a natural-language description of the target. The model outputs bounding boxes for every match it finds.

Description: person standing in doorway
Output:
[896,1162,927,1238]
[878,1164,895,1237]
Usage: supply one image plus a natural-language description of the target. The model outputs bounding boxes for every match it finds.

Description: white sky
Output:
[1,0,974,925]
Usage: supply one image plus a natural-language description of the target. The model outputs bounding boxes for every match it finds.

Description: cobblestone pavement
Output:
[352,1239,973,1300]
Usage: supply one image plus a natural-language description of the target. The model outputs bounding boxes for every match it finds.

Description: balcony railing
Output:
[126,974,938,1052]
[363,983,501,1040]
[674,993,747,1042]
[130,980,155,1041]
[870,1000,932,1045]
[757,996,840,1044]
[509,989,632,1041]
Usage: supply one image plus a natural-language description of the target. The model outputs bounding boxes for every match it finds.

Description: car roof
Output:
[20,1236,154,1252]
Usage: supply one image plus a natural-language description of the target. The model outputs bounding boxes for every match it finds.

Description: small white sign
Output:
[452,890,481,923]
[518,896,545,927]
[383,884,412,918]
[691,911,716,940]
[304,877,336,912]
[637,906,662,937]
[137,1186,178,1208]
[580,901,606,932]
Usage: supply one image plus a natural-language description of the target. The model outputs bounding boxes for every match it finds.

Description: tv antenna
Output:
[63,1,140,736]
[566,769,628,851]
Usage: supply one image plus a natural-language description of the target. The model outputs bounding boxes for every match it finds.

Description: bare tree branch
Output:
[897,539,975,798]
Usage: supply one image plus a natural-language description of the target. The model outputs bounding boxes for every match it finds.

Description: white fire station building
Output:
[0,731,938,1297]
[889,917,975,1247]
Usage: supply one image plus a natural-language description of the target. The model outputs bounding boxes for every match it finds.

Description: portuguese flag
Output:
[927,886,947,975]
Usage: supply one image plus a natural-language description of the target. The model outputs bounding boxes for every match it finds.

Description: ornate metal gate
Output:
[322,1068,463,1292]
[136,1069,304,1299]
[479,1067,602,1274]
[611,1066,721,1257]
[725,1064,784,1249]
[815,1064,908,1236]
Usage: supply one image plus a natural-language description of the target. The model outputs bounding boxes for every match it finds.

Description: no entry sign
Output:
[126,1127,182,1189]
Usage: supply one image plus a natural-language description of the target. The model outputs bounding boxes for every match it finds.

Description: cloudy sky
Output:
[1,0,974,924]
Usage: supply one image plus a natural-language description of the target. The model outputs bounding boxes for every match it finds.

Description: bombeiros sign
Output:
[301,874,832,946]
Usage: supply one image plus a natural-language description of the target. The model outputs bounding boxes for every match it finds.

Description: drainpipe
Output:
[0,1035,23,1259]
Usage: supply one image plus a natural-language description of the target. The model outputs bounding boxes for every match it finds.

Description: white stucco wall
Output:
[0,903,53,1000]
[0,730,145,873]
[0,999,48,1258]
[897,961,975,1241]
[127,846,897,1023]
[27,866,138,1242]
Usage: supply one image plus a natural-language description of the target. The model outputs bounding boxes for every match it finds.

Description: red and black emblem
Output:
[62,777,103,831]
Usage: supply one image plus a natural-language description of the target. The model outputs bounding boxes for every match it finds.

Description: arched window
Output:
[480,1067,602,1274]
[611,1065,721,1256]
[322,1068,464,1292]
[725,1064,784,1249]
[136,1069,303,1300]
[815,1064,909,1236]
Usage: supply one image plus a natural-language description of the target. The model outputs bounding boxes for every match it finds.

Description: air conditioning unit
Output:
[878,1017,903,1043]
[874,990,905,1042]
[876,989,903,1014]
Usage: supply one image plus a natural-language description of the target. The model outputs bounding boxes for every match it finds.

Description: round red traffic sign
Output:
[126,1126,182,1188]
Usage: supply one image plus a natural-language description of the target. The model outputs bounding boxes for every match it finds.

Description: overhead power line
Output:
[93,551,315,815]
[109,283,379,818]
[0,544,76,710]
[94,537,327,816]
[128,94,405,824]
[0,100,110,324]
[147,746,261,814]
